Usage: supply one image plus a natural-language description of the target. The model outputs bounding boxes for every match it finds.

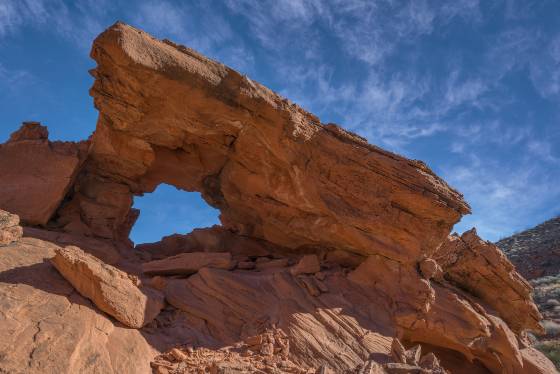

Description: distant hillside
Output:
[496,216,560,279]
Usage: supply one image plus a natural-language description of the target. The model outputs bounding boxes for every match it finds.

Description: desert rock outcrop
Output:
[0,22,555,374]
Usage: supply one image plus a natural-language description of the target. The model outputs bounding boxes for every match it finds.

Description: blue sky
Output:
[1,0,559,243]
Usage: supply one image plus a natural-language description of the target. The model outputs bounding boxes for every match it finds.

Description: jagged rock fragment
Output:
[51,245,164,328]
[434,228,543,333]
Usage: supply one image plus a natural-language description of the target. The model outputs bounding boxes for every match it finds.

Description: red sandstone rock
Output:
[0,22,554,374]
[67,22,471,264]
[142,251,234,275]
[418,258,442,280]
[0,237,155,373]
[0,210,22,245]
[434,228,543,334]
[51,245,164,328]
[291,254,321,275]
[0,122,88,225]
[8,121,49,141]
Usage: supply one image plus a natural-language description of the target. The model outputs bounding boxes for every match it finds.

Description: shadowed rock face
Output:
[0,123,88,225]
[0,22,555,374]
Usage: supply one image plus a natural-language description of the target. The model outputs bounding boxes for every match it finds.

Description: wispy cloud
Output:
[529,33,560,100]
[0,63,35,93]
[132,1,254,73]
[445,156,560,240]
[0,0,21,37]
[0,0,108,49]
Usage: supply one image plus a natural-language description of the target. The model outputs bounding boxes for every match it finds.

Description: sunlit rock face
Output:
[0,22,555,374]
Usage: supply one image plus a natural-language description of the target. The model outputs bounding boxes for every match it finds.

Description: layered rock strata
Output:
[0,22,555,374]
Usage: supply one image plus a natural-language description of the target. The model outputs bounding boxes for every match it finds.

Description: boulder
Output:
[142,252,234,276]
[51,245,164,328]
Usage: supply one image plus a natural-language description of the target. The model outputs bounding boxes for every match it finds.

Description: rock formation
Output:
[498,217,560,370]
[0,22,555,373]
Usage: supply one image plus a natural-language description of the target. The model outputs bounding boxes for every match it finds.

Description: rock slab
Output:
[142,251,234,275]
[51,245,164,328]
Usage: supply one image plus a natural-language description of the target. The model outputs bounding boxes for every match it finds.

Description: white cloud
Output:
[0,1,24,37]
[0,0,108,50]
[0,63,35,92]
[445,158,560,241]
[133,1,188,39]
[529,33,560,100]
[527,139,560,163]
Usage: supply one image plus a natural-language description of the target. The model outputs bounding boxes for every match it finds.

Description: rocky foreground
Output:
[0,22,556,373]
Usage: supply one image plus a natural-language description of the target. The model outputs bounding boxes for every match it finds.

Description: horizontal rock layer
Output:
[141,251,234,275]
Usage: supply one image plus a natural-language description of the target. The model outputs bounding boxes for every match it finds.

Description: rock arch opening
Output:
[129,183,220,245]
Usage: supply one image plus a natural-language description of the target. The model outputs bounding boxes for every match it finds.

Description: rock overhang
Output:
[78,21,471,263]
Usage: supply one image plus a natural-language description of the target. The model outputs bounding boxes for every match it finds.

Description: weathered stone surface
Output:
[8,121,49,141]
[0,237,155,374]
[291,254,321,276]
[434,229,543,334]
[72,22,470,265]
[0,209,22,245]
[163,267,396,372]
[51,245,164,328]
[0,22,554,374]
[347,253,548,373]
[0,122,88,225]
[142,252,234,275]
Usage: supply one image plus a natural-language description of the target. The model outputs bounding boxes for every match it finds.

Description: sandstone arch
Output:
[0,23,554,374]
